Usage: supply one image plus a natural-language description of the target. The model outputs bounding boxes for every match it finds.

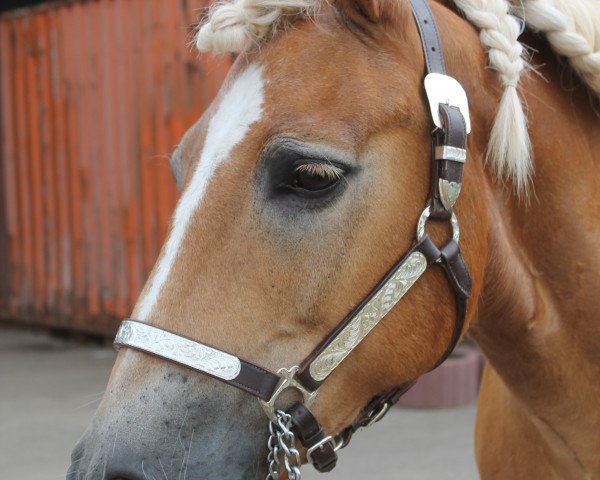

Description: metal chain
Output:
[265,410,302,480]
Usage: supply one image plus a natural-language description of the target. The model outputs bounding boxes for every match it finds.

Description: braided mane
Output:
[196,0,600,194]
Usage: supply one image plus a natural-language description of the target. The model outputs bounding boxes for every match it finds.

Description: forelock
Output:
[195,0,318,54]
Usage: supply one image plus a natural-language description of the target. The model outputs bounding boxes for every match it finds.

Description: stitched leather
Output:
[440,239,472,298]
[296,240,427,392]
[337,380,416,448]
[231,362,281,401]
[116,319,281,401]
[409,0,446,74]
[430,239,471,368]
[429,104,468,219]
[419,235,442,264]
[409,0,469,220]
[289,403,338,472]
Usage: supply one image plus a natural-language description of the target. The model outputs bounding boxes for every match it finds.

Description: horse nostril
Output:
[105,473,142,480]
[104,460,148,480]
[105,464,146,480]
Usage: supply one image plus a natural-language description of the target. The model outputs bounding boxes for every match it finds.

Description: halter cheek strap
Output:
[410,0,446,74]
[114,0,472,475]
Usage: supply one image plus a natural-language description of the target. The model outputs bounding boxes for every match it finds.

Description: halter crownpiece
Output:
[114,0,472,477]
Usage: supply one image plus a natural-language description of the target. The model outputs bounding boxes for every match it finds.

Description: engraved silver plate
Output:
[114,320,241,380]
[434,146,467,163]
[309,252,428,382]
[439,179,462,210]
[424,73,471,133]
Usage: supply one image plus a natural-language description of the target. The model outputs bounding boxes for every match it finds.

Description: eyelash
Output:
[293,163,345,180]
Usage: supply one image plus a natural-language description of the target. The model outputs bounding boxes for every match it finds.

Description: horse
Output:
[67,0,600,478]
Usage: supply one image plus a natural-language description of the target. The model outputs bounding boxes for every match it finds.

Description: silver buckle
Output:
[306,436,342,465]
[424,73,471,134]
[259,366,318,423]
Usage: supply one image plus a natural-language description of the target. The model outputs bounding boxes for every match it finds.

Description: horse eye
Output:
[291,164,343,192]
[293,171,337,191]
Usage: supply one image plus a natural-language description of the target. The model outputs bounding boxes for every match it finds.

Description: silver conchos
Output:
[309,252,428,382]
[424,73,471,133]
[114,320,241,380]
[439,179,462,210]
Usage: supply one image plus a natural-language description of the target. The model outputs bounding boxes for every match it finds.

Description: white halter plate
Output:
[115,320,242,380]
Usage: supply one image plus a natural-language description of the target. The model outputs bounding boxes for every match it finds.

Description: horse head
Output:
[69,0,503,478]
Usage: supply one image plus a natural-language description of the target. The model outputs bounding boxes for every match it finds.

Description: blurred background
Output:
[0,0,481,478]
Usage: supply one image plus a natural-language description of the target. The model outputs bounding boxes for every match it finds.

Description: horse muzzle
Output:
[66,362,270,480]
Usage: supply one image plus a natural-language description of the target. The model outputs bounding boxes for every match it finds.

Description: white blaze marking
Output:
[136,64,265,321]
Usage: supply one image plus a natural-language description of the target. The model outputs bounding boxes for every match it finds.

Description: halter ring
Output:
[416,206,460,244]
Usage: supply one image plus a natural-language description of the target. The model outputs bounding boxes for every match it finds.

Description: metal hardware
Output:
[434,145,467,163]
[424,73,471,133]
[417,206,460,243]
[260,366,318,423]
[306,436,342,465]
[114,320,241,380]
[438,179,462,210]
[364,402,391,428]
[266,410,302,480]
[309,251,427,382]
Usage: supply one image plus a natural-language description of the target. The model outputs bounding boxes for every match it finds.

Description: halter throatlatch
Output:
[114,0,472,477]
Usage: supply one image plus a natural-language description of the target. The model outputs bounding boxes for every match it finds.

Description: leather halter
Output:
[114,0,472,474]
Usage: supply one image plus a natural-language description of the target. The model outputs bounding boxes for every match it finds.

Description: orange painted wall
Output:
[0,0,230,334]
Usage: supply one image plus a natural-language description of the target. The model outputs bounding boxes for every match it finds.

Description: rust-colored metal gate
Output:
[0,0,230,335]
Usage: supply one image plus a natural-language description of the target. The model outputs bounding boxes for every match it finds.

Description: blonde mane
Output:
[196,0,600,195]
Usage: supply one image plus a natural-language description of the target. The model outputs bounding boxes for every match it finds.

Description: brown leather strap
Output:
[296,240,429,392]
[409,0,446,75]
[117,319,281,401]
[418,236,471,368]
[288,403,338,473]
[297,233,471,456]
[428,104,468,219]
[338,380,416,448]
[410,0,469,219]
[440,239,471,298]
[435,239,471,366]
[232,362,281,401]
[333,235,471,451]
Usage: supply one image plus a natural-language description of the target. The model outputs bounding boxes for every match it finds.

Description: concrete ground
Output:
[0,328,479,480]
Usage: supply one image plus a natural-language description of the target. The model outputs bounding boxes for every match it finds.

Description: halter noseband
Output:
[114,0,472,476]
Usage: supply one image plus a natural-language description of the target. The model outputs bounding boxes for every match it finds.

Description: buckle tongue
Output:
[306,435,342,466]
[424,73,471,133]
